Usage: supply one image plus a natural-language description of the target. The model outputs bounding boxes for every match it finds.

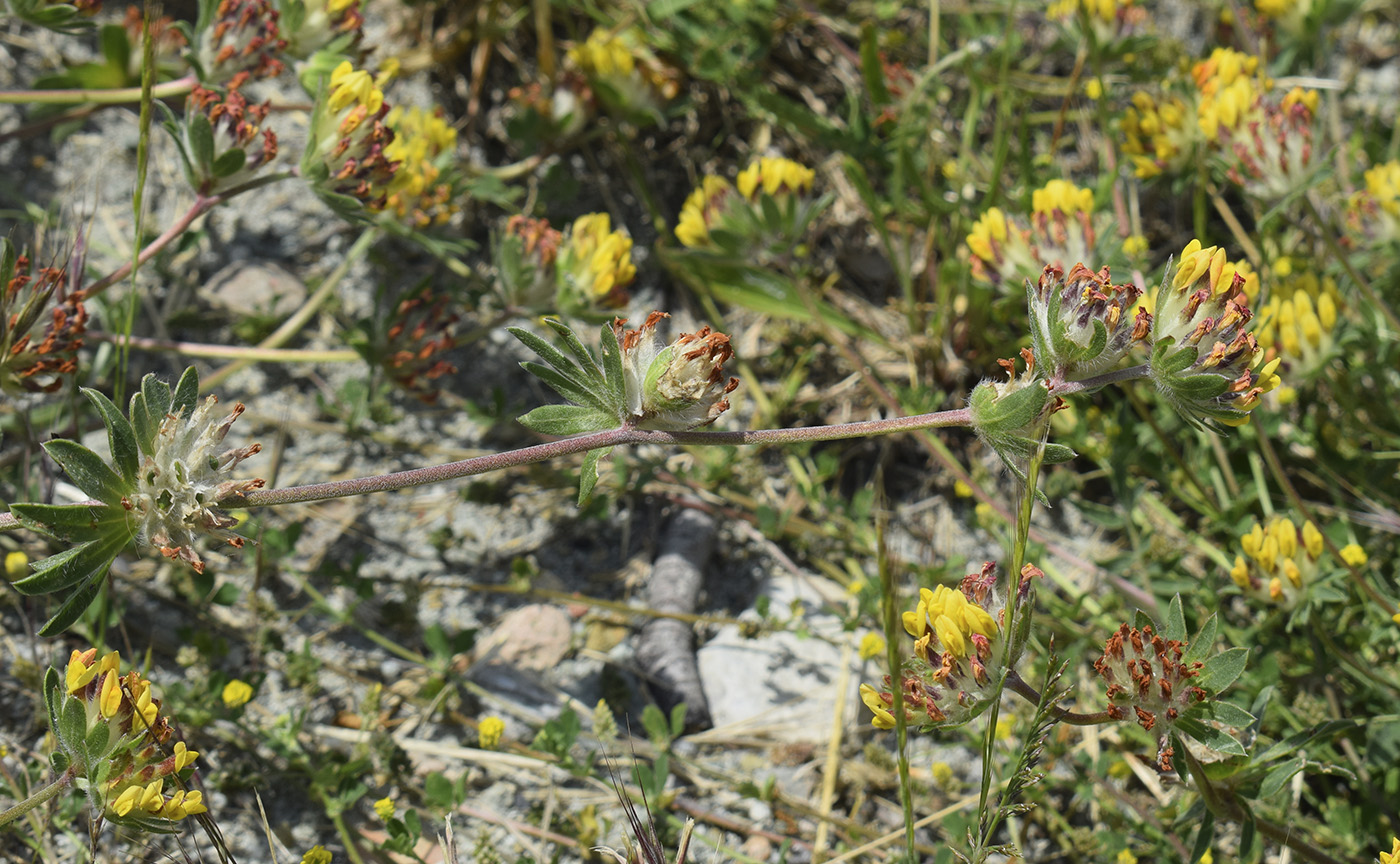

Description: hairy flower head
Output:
[1,242,87,397]
[613,312,739,431]
[1094,624,1207,770]
[193,0,288,85]
[1027,263,1151,380]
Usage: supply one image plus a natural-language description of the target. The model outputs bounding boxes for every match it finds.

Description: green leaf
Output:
[85,720,110,761]
[1255,718,1370,762]
[187,112,216,172]
[859,22,891,106]
[1204,700,1256,728]
[13,530,127,596]
[1258,755,1305,800]
[578,447,612,506]
[58,693,89,757]
[1189,807,1215,864]
[543,318,605,381]
[1163,594,1187,642]
[82,388,139,486]
[211,148,248,178]
[10,502,127,543]
[1196,647,1248,694]
[1176,716,1247,756]
[517,404,618,437]
[99,23,130,72]
[599,323,627,411]
[171,366,200,419]
[44,667,61,731]
[520,362,614,414]
[42,439,129,505]
[141,372,174,418]
[1183,613,1218,666]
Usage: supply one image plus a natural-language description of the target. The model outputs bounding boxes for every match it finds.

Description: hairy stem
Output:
[1005,672,1114,726]
[84,172,294,298]
[0,74,196,105]
[226,410,972,508]
[0,771,73,827]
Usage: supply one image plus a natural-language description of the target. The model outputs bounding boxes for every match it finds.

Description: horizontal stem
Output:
[87,332,361,363]
[0,771,72,827]
[0,74,196,106]
[1006,671,1113,726]
[228,408,973,508]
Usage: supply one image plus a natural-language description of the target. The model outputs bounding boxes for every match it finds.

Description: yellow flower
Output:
[930,760,955,788]
[1122,234,1149,257]
[1031,179,1094,216]
[478,715,506,749]
[1379,837,1400,864]
[966,207,1008,265]
[1117,850,1139,864]
[303,845,333,864]
[374,797,395,820]
[735,157,815,201]
[5,550,28,579]
[382,106,459,228]
[1339,544,1367,567]
[953,479,974,498]
[858,632,886,661]
[221,679,254,708]
[1086,78,1104,100]
[560,213,636,305]
[328,61,383,114]
[676,176,735,248]
[860,684,896,730]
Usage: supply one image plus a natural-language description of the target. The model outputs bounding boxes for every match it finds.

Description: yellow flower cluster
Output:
[1122,91,1195,178]
[1379,836,1400,864]
[1348,160,1400,248]
[383,106,459,227]
[478,715,505,749]
[967,179,1099,287]
[61,649,207,823]
[307,61,398,212]
[567,28,678,118]
[901,584,998,662]
[559,213,637,308]
[675,176,735,249]
[1230,517,1365,607]
[1193,48,1264,140]
[1031,179,1094,216]
[736,157,815,201]
[1254,269,1338,385]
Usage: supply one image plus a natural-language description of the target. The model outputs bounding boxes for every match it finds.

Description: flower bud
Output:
[495,215,564,310]
[277,0,364,59]
[1,241,87,397]
[382,290,461,403]
[1027,263,1150,379]
[1094,623,1207,770]
[613,312,739,430]
[968,349,1073,481]
[1148,240,1280,428]
[48,649,206,827]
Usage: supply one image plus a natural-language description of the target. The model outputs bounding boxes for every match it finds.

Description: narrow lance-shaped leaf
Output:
[83,388,139,486]
[43,439,130,506]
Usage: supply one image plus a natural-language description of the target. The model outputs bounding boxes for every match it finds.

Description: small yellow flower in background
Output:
[1378,837,1400,864]
[929,760,955,788]
[995,717,1014,740]
[382,105,459,228]
[1199,849,1214,864]
[968,179,1102,290]
[1339,544,1367,567]
[953,479,974,498]
[557,213,636,312]
[4,550,27,580]
[858,632,886,661]
[1086,78,1104,100]
[1347,160,1400,249]
[0,743,9,758]
[1031,179,1093,216]
[675,176,735,249]
[303,845,333,864]
[1117,849,1139,864]
[846,578,868,595]
[373,796,395,820]
[1230,516,1352,608]
[478,715,506,749]
[222,679,254,708]
[736,157,815,201]
[1122,234,1149,257]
